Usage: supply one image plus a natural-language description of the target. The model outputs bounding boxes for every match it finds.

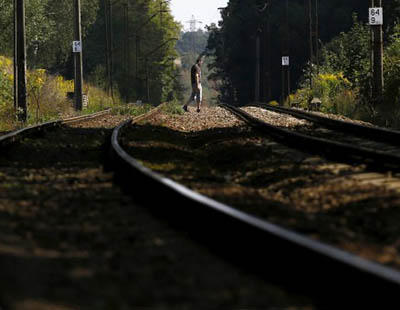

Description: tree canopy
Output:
[0,0,181,105]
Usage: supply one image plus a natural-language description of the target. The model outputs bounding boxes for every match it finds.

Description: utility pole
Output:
[369,0,384,104]
[315,0,319,75]
[305,0,319,89]
[108,0,115,102]
[15,0,27,122]
[281,0,290,105]
[255,31,261,102]
[307,0,313,89]
[265,3,272,102]
[73,0,83,111]
[145,57,149,103]
[103,0,111,97]
[370,0,375,97]
[256,1,270,103]
[124,2,129,103]
[13,0,18,111]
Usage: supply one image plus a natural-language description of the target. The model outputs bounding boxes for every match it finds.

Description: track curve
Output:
[110,105,400,307]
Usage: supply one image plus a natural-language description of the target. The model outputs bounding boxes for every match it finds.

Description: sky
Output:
[169,0,229,31]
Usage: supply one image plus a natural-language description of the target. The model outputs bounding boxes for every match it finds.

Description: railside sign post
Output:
[72,41,82,53]
[369,7,383,25]
[369,2,384,105]
[282,56,290,66]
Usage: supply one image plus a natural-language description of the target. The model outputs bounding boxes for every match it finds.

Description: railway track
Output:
[0,109,111,147]
[110,105,400,307]
[225,103,400,171]
[251,102,400,145]
[3,104,400,307]
[1,105,319,309]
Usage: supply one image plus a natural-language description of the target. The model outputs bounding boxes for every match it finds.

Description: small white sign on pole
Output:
[282,56,290,66]
[369,7,383,25]
[72,41,82,53]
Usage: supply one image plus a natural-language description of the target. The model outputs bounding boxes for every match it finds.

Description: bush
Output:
[28,69,72,123]
[0,55,118,131]
[111,103,152,116]
[292,72,357,115]
[0,56,16,131]
[161,99,184,115]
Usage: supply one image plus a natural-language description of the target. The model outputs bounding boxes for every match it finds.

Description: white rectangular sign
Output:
[282,56,290,66]
[369,7,383,25]
[72,41,82,53]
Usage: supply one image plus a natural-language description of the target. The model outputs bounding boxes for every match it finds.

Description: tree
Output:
[206,0,400,105]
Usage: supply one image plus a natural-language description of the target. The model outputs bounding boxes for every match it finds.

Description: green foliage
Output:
[0,0,182,127]
[290,15,369,120]
[84,0,181,105]
[111,103,153,116]
[82,85,117,115]
[161,99,184,115]
[0,55,119,131]
[319,15,371,97]
[207,0,334,104]
[0,57,13,105]
[293,72,357,114]
[176,30,209,55]
[292,13,400,128]
[206,0,400,105]
[27,69,71,123]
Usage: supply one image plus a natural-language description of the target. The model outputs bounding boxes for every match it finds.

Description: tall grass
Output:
[0,56,118,132]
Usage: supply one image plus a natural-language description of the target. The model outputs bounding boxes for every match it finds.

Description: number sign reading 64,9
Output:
[369,7,383,25]
[72,41,82,53]
[282,56,290,66]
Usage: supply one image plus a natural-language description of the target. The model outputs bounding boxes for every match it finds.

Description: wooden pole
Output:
[255,34,260,102]
[372,0,384,104]
[109,0,115,102]
[103,0,110,96]
[281,0,290,105]
[13,0,18,112]
[266,3,272,101]
[16,0,27,121]
[74,0,83,111]
[307,0,313,89]
[315,0,319,75]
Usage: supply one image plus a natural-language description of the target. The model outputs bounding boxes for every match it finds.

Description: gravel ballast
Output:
[0,112,315,309]
[122,105,400,270]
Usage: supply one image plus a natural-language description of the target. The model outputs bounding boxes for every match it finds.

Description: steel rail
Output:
[62,108,112,124]
[222,104,400,169]
[252,102,400,145]
[110,105,400,307]
[0,109,112,148]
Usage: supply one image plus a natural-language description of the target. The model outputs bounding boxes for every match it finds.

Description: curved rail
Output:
[252,102,400,145]
[109,105,400,307]
[223,104,400,170]
[0,109,111,148]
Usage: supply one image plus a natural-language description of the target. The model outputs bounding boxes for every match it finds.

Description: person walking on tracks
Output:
[183,55,203,113]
